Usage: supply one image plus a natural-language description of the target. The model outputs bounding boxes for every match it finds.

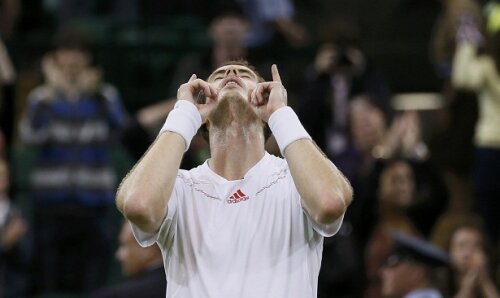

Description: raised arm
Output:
[284,139,353,224]
[452,41,486,90]
[251,65,352,225]
[116,75,217,233]
[452,15,486,91]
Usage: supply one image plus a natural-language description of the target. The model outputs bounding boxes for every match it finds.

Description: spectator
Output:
[431,213,500,297]
[0,158,30,298]
[429,0,484,212]
[451,4,500,244]
[233,0,308,47]
[308,94,448,253]
[319,96,446,224]
[297,20,394,292]
[91,221,165,298]
[363,158,422,298]
[350,109,448,297]
[18,26,129,294]
[361,154,448,298]
[380,232,449,298]
[298,16,391,185]
[357,110,448,239]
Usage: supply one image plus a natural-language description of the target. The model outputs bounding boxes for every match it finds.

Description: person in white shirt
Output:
[116,60,353,298]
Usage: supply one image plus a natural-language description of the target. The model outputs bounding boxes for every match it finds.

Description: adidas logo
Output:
[227,189,249,204]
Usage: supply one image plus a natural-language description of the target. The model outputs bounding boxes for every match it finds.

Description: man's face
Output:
[54,49,91,81]
[210,16,248,47]
[208,64,260,101]
[378,161,415,208]
[381,260,425,297]
[349,97,386,153]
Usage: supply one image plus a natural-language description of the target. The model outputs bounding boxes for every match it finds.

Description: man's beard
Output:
[207,92,264,144]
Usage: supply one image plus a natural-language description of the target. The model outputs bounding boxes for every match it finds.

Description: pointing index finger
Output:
[271,64,281,83]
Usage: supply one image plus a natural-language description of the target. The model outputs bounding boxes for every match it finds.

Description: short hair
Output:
[52,25,94,55]
[207,59,265,83]
[198,60,264,105]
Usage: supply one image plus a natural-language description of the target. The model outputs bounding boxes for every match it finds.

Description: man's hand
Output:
[250,64,287,122]
[314,45,336,74]
[77,67,103,93]
[177,74,218,123]
[42,53,65,91]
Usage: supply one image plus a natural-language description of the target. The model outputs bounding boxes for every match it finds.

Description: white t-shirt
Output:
[131,152,344,298]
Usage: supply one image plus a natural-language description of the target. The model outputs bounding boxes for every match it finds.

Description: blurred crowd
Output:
[1,0,500,297]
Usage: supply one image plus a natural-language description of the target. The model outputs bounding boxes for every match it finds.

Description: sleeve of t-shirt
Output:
[285,162,345,237]
[129,176,182,247]
[303,207,344,238]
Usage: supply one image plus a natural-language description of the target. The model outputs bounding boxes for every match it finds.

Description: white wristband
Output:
[268,106,311,155]
[160,100,202,151]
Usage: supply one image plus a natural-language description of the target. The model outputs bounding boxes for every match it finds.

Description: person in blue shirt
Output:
[19,26,129,295]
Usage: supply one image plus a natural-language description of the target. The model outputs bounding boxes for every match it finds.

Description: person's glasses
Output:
[383,255,409,268]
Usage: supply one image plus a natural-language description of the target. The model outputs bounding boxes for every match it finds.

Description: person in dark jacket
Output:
[91,221,165,298]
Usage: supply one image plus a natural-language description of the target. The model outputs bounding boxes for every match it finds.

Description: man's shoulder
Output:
[175,154,289,182]
[263,153,288,171]
[176,162,208,182]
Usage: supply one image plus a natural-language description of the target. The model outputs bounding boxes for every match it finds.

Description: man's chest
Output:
[174,173,308,256]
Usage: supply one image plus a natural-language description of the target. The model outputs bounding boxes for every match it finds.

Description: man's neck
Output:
[208,125,265,181]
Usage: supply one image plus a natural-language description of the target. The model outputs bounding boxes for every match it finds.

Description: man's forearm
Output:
[116,132,185,233]
[117,99,202,233]
[284,139,352,225]
[268,106,352,224]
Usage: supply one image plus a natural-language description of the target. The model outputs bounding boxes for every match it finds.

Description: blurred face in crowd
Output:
[54,48,91,83]
[449,226,485,274]
[349,96,386,154]
[378,161,415,208]
[0,159,9,196]
[210,15,248,48]
[115,223,162,277]
[316,42,365,75]
[381,259,427,298]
